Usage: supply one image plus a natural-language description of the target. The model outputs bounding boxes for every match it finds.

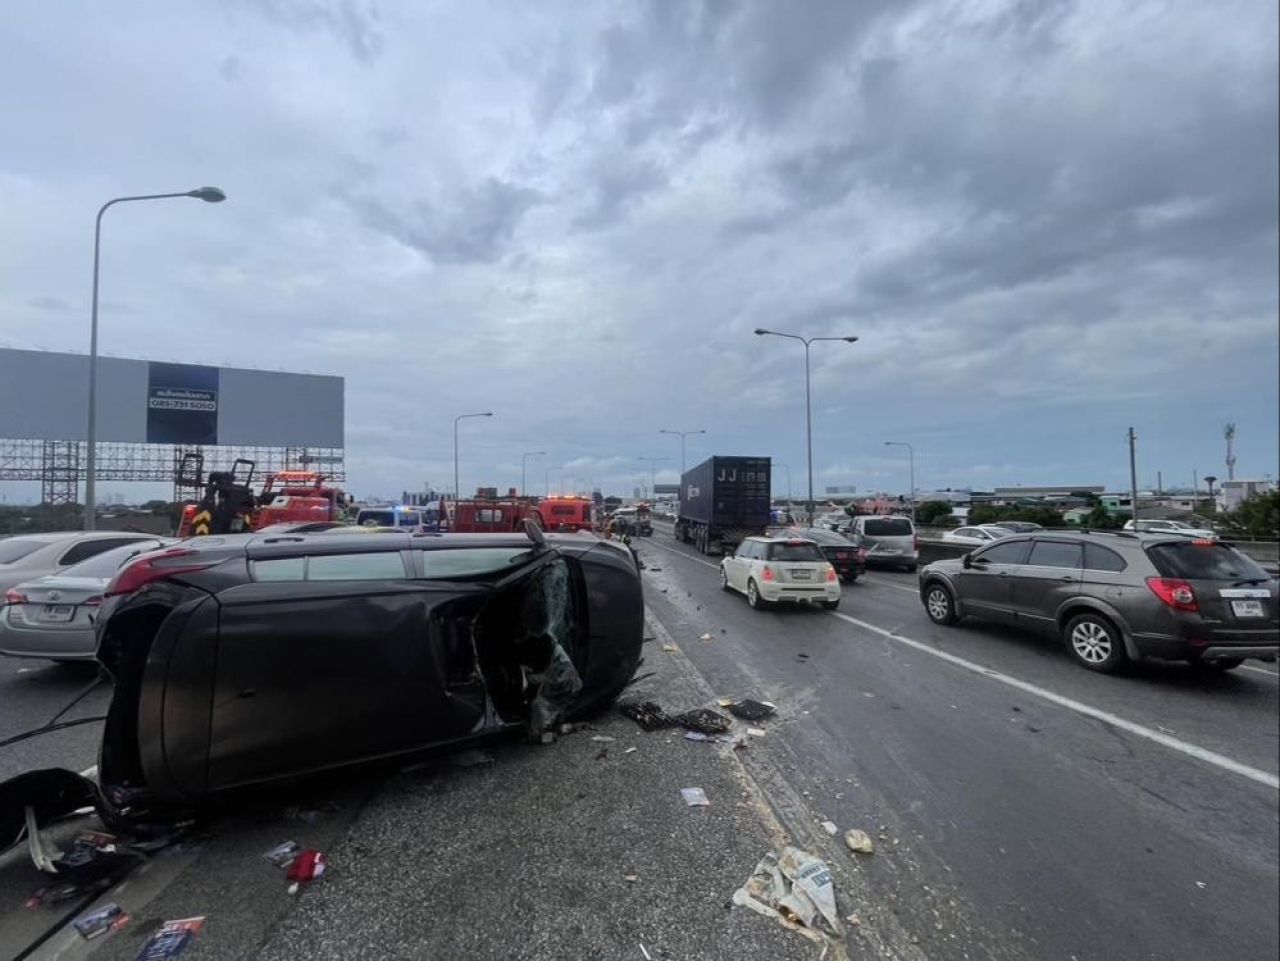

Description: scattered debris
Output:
[286,849,326,894]
[1027,725,1043,734]
[684,731,712,742]
[1195,881,1206,889]
[135,916,205,959]
[699,633,713,641]
[796,653,810,661]
[681,787,710,807]
[538,732,556,744]
[624,874,638,883]
[845,913,861,927]
[661,643,679,653]
[733,847,842,941]
[726,699,777,721]
[672,708,732,735]
[624,747,637,754]
[72,902,129,940]
[264,841,300,869]
[647,567,662,572]
[619,700,673,731]
[639,943,653,960]
[590,735,617,742]
[844,829,875,855]
[746,727,767,738]
[820,820,838,836]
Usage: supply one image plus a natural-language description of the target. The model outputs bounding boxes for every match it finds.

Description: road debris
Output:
[671,707,732,735]
[590,735,617,742]
[681,787,710,807]
[820,820,838,836]
[746,727,767,738]
[286,849,327,894]
[699,632,713,641]
[733,847,843,941]
[624,746,637,754]
[619,700,673,731]
[264,841,300,869]
[625,874,639,883]
[844,829,875,854]
[726,699,777,721]
[72,902,129,940]
[661,643,680,653]
[136,916,205,959]
[639,943,653,960]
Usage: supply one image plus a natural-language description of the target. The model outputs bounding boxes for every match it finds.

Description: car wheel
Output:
[844,573,858,584]
[746,579,768,610]
[719,566,731,592]
[821,599,840,611]
[1193,657,1244,672]
[1064,613,1127,673]
[923,583,958,626]
[904,564,918,573]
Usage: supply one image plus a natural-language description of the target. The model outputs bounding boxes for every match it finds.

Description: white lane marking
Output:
[861,575,919,595]
[829,610,1280,792]
[1241,665,1279,678]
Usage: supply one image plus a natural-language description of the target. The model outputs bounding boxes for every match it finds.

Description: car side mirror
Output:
[962,553,972,569]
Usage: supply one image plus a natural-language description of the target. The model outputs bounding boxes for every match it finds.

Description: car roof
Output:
[746,533,821,543]
[2,532,84,544]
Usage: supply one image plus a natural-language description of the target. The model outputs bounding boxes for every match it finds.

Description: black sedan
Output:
[778,526,867,582]
[8,528,644,831]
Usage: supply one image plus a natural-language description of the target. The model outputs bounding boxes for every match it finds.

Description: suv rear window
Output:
[863,518,913,536]
[0,539,46,565]
[1145,542,1270,581]
[767,542,825,562]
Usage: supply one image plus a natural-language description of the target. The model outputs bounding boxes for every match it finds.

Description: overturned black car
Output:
[7,528,643,833]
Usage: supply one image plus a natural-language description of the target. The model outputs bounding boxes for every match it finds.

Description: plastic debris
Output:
[619,700,674,731]
[661,643,680,653]
[684,731,712,742]
[844,829,875,855]
[717,698,734,707]
[590,735,616,742]
[727,699,777,721]
[135,916,205,960]
[286,849,326,894]
[821,820,838,836]
[625,874,639,883]
[73,902,129,940]
[265,841,300,869]
[672,707,732,735]
[747,727,767,738]
[681,787,710,807]
[624,746,637,754]
[733,847,842,941]
[699,633,713,641]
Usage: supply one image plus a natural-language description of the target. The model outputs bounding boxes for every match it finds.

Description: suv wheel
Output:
[1064,613,1127,673]
[923,582,958,625]
[747,579,768,610]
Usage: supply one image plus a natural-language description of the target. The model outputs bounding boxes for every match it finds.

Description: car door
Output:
[730,542,755,591]
[953,538,1031,622]
[208,548,488,789]
[1009,539,1083,630]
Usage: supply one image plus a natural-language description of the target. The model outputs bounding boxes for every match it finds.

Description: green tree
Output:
[916,500,955,525]
[1221,491,1280,538]
[1084,505,1123,530]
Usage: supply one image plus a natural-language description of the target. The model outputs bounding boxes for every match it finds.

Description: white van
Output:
[850,515,918,571]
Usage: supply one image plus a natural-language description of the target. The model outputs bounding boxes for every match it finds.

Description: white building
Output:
[1218,479,1276,512]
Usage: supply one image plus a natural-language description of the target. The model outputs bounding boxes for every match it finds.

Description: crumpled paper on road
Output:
[732,846,843,942]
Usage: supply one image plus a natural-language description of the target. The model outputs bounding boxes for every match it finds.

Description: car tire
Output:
[844,573,858,584]
[719,566,731,592]
[904,564,917,573]
[821,599,840,611]
[1193,657,1244,672]
[747,579,769,610]
[923,582,958,626]
[1063,613,1127,673]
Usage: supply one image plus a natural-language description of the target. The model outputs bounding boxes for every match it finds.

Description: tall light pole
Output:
[546,465,563,496]
[883,441,916,524]
[637,456,668,499]
[754,328,858,526]
[453,411,493,505]
[521,451,546,497]
[659,429,706,477]
[84,186,227,529]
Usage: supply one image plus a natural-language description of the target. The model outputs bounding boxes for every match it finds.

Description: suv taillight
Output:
[3,588,28,606]
[104,548,215,597]
[762,566,776,582]
[1146,577,1199,613]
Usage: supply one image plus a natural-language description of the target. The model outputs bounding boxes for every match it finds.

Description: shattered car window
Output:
[419,548,537,579]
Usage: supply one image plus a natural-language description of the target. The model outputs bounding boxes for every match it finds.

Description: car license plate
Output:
[38,605,75,623]
[790,569,813,580]
[1231,599,1265,618]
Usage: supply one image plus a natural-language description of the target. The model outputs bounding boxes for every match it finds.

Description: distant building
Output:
[992,485,1104,506]
[1218,479,1276,512]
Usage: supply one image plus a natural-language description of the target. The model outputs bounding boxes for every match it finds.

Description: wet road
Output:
[0,655,105,781]
[635,527,1280,961]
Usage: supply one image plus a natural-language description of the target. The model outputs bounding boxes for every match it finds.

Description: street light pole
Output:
[453,411,493,507]
[754,329,858,527]
[638,456,668,500]
[521,451,546,497]
[883,441,916,525]
[84,187,226,530]
[659,429,706,477]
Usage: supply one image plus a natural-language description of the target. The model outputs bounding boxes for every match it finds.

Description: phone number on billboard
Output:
[148,398,217,411]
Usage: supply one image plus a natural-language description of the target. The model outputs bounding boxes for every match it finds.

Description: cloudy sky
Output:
[2,0,1277,502]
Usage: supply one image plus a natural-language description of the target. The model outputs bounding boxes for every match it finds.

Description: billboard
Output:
[0,348,343,448]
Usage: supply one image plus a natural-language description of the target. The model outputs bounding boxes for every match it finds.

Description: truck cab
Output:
[536,496,595,532]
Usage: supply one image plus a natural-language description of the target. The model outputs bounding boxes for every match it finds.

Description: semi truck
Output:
[674,456,771,555]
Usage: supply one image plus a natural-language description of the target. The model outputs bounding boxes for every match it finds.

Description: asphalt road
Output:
[634,526,1279,961]
[0,656,106,781]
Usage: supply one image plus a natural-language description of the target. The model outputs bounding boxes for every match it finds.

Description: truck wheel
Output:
[747,579,769,610]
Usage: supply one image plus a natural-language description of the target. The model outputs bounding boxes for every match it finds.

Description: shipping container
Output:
[675,456,771,554]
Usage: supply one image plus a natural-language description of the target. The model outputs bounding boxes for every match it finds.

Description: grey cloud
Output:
[219,56,244,83]
[572,156,668,230]
[349,178,543,265]
[239,0,383,64]
[28,295,73,312]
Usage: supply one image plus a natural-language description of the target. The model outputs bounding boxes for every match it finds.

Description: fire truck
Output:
[445,489,544,533]
[175,455,350,537]
[534,495,595,532]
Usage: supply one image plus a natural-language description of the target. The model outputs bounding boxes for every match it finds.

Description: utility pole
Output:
[1157,470,1162,496]
[1128,427,1140,526]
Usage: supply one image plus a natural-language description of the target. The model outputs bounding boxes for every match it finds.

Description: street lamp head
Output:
[842,336,859,343]
[753,328,769,336]
[482,411,494,417]
[188,186,227,203]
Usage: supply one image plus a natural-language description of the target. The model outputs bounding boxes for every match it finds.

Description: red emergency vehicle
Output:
[535,495,595,532]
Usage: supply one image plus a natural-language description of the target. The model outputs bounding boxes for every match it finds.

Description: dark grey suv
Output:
[917,532,1278,673]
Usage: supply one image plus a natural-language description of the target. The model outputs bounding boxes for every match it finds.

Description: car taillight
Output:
[1191,539,1215,547]
[762,566,776,582]
[827,567,837,582]
[1146,577,1199,613]
[3,588,28,606]
[104,548,215,597]
[82,596,103,607]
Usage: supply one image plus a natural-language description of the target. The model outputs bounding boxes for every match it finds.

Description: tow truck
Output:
[448,489,544,533]
[175,455,350,536]
[535,495,595,533]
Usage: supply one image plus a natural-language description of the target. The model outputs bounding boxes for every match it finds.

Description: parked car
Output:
[778,526,867,582]
[719,535,842,610]
[918,531,1278,673]
[78,528,643,825]
[0,539,176,662]
[0,532,168,595]
[994,521,1043,533]
[1123,519,1218,540]
[941,525,1016,546]
[849,515,918,571]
